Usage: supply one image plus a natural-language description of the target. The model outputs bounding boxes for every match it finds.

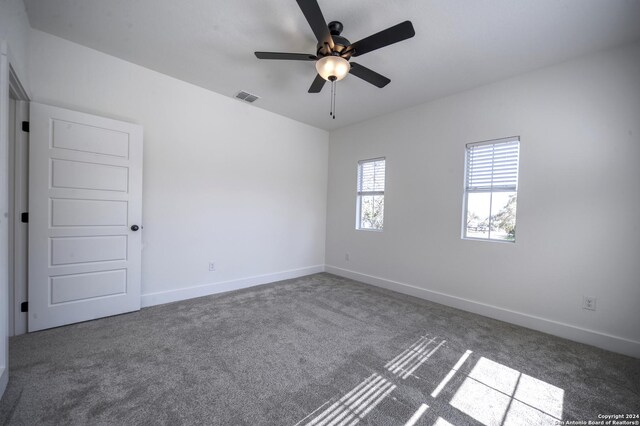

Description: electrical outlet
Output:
[583,296,596,311]
[208,262,216,272]
[345,253,350,261]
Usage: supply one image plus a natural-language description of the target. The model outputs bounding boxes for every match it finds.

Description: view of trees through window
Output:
[466,192,517,241]
[359,195,384,230]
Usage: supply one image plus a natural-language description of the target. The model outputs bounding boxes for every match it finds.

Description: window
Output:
[463,137,520,242]
[356,158,385,230]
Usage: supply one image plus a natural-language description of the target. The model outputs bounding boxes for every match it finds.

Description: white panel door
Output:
[28,103,143,331]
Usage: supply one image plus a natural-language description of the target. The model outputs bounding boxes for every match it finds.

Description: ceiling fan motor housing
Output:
[317,21,353,58]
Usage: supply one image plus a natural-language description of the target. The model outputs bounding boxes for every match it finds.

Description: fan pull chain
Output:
[329,79,337,119]
[329,81,334,117]
[333,80,336,119]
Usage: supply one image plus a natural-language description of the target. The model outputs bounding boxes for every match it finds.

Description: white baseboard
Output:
[0,367,7,399]
[325,265,640,359]
[141,265,325,308]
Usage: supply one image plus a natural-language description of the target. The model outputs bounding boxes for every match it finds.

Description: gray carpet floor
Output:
[1,273,638,425]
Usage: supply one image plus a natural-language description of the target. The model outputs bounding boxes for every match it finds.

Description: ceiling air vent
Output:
[235,90,260,103]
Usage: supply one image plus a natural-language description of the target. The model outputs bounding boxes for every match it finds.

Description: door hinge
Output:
[21,212,28,223]
[21,302,28,312]
[21,121,29,132]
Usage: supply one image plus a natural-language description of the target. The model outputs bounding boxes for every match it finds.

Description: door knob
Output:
[130,225,140,231]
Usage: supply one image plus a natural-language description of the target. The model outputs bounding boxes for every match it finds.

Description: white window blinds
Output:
[465,138,519,192]
[357,158,386,194]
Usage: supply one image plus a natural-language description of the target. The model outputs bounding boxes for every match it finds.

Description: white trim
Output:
[357,156,386,165]
[11,100,28,336]
[0,367,7,398]
[465,135,520,149]
[325,265,640,358]
[3,42,30,341]
[1,41,10,399]
[141,265,325,308]
[8,64,29,101]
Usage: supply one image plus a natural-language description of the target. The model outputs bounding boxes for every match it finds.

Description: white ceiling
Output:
[24,0,640,131]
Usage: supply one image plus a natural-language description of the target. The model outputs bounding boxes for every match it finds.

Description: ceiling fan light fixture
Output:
[316,55,350,81]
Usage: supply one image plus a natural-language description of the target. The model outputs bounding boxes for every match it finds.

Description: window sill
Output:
[462,236,516,244]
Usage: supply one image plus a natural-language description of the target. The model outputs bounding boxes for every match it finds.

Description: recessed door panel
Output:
[51,269,127,304]
[52,119,129,158]
[51,236,127,265]
[52,159,128,192]
[51,199,128,227]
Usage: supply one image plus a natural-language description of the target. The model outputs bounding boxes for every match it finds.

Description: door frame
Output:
[9,95,29,336]
[1,40,30,398]
[7,56,30,338]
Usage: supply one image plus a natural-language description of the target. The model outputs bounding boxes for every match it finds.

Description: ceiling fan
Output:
[255,0,415,118]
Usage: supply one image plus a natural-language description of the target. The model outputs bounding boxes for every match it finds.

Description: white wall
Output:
[28,29,329,305]
[0,0,30,91]
[326,42,640,357]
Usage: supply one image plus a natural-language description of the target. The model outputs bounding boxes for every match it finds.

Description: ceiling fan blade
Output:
[349,63,391,88]
[350,21,415,57]
[296,0,335,51]
[308,74,326,93]
[255,52,317,61]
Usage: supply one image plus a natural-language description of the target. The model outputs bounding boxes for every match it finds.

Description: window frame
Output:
[462,137,520,243]
[356,157,386,232]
